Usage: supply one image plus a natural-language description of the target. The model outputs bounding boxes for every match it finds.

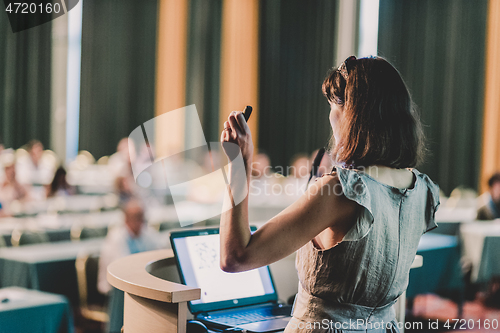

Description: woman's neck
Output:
[362,165,414,189]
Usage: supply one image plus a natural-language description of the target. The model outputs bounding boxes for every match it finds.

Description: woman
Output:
[0,162,29,204]
[219,56,440,332]
[46,166,75,198]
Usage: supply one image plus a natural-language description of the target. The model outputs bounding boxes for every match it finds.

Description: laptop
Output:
[170,227,292,332]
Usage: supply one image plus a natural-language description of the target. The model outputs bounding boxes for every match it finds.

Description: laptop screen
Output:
[170,228,278,313]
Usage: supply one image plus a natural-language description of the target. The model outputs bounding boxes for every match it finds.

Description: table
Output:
[0,210,123,246]
[10,194,118,217]
[0,287,74,333]
[431,207,476,236]
[0,239,103,304]
[406,234,464,298]
[460,221,500,284]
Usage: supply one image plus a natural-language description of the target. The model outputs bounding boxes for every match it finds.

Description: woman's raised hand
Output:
[220,111,254,165]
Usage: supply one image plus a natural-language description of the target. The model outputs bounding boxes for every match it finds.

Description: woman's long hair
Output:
[322,56,425,169]
[47,166,70,197]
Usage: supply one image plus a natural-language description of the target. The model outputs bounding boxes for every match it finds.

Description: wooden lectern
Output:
[107,249,201,333]
[108,249,421,333]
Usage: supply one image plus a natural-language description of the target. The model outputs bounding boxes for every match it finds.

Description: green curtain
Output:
[78,0,157,159]
[258,0,338,172]
[185,0,222,144]
[377,0,488,195]
[0,14,52,149]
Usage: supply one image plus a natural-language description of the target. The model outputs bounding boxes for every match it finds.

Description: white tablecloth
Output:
[460,220,500,282]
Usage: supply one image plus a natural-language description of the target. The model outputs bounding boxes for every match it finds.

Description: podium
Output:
[107,249,201,333]
[108,249,422,333]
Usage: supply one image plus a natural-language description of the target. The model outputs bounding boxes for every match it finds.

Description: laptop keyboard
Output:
[205,307,287,326]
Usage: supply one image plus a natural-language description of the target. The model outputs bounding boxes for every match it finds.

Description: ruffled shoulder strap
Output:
[335,167,375,241]
[412,169,441,233]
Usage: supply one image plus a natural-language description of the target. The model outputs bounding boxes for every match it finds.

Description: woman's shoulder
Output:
[312,170,343,193]
[316,169,340,182]
[309,170,365,217]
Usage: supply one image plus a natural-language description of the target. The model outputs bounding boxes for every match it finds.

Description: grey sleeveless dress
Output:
[285,167,440,333]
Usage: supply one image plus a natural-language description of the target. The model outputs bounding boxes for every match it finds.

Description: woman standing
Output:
[219,56,439,332]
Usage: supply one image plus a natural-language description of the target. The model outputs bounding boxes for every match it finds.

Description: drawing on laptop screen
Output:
[185,234,266,303]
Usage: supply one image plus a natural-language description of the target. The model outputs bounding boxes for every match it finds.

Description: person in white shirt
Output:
[98,199,162,333]
[0,161,29,207]
[16,140,56,185]
[477,172,500,220]
[98,199,161,294]
[108,138,136,179]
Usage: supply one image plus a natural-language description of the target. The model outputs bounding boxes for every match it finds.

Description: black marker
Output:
[243,105,252,122]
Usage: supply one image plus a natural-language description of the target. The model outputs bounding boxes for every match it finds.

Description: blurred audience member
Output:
[28,139,44,168]
[108,138,136,177]
[16,140,55,185]
[98,199,161,333]
[114,176,136,205]
[98,199,161,294]
[249,153,280,204]
[289,154,310,179]
[483,276,500,309]
[280,153,311,202]
[134,142,153,173]
[182,150,228,204]
[251,153,272,179]
[46,166,75,198]
[477,173,500,220]
[0,161,29,205]
[310,149,333,178]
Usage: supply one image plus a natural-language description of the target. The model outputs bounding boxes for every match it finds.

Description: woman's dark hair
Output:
[48,166,69,197]
[322,56,425,168]
[488,172,500,188]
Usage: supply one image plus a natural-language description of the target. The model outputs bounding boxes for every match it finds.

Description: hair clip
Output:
[337,56,356,80]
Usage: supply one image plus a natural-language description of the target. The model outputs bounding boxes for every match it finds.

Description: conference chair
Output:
[41,149,60,169]
[69,150,96,171]
[75,252,109,324]
[0,235,7,247]
[11,229,50,246]
[71,225,108,241]
[446,186,478,209]
[78,150,96,164]
[97,156,109,165]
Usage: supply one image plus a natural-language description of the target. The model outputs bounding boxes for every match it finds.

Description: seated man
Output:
[16,139,55,185]
[0,160,29,207]
[477,173,500,220]
[98,199,162,333]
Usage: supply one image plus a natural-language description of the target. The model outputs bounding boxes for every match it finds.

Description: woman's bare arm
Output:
[219,111,357,272]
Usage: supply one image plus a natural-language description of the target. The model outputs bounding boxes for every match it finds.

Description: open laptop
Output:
[170,227,292,332]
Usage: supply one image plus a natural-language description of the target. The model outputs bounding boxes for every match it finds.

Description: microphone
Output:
[306,147,325,188]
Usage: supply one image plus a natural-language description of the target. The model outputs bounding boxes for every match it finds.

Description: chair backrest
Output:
[81,227,108,240]
[75,253,107,308]
[71,225,108,241]
[97,156,109,165]
[0,235,7,248]
[11,230,50,247]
